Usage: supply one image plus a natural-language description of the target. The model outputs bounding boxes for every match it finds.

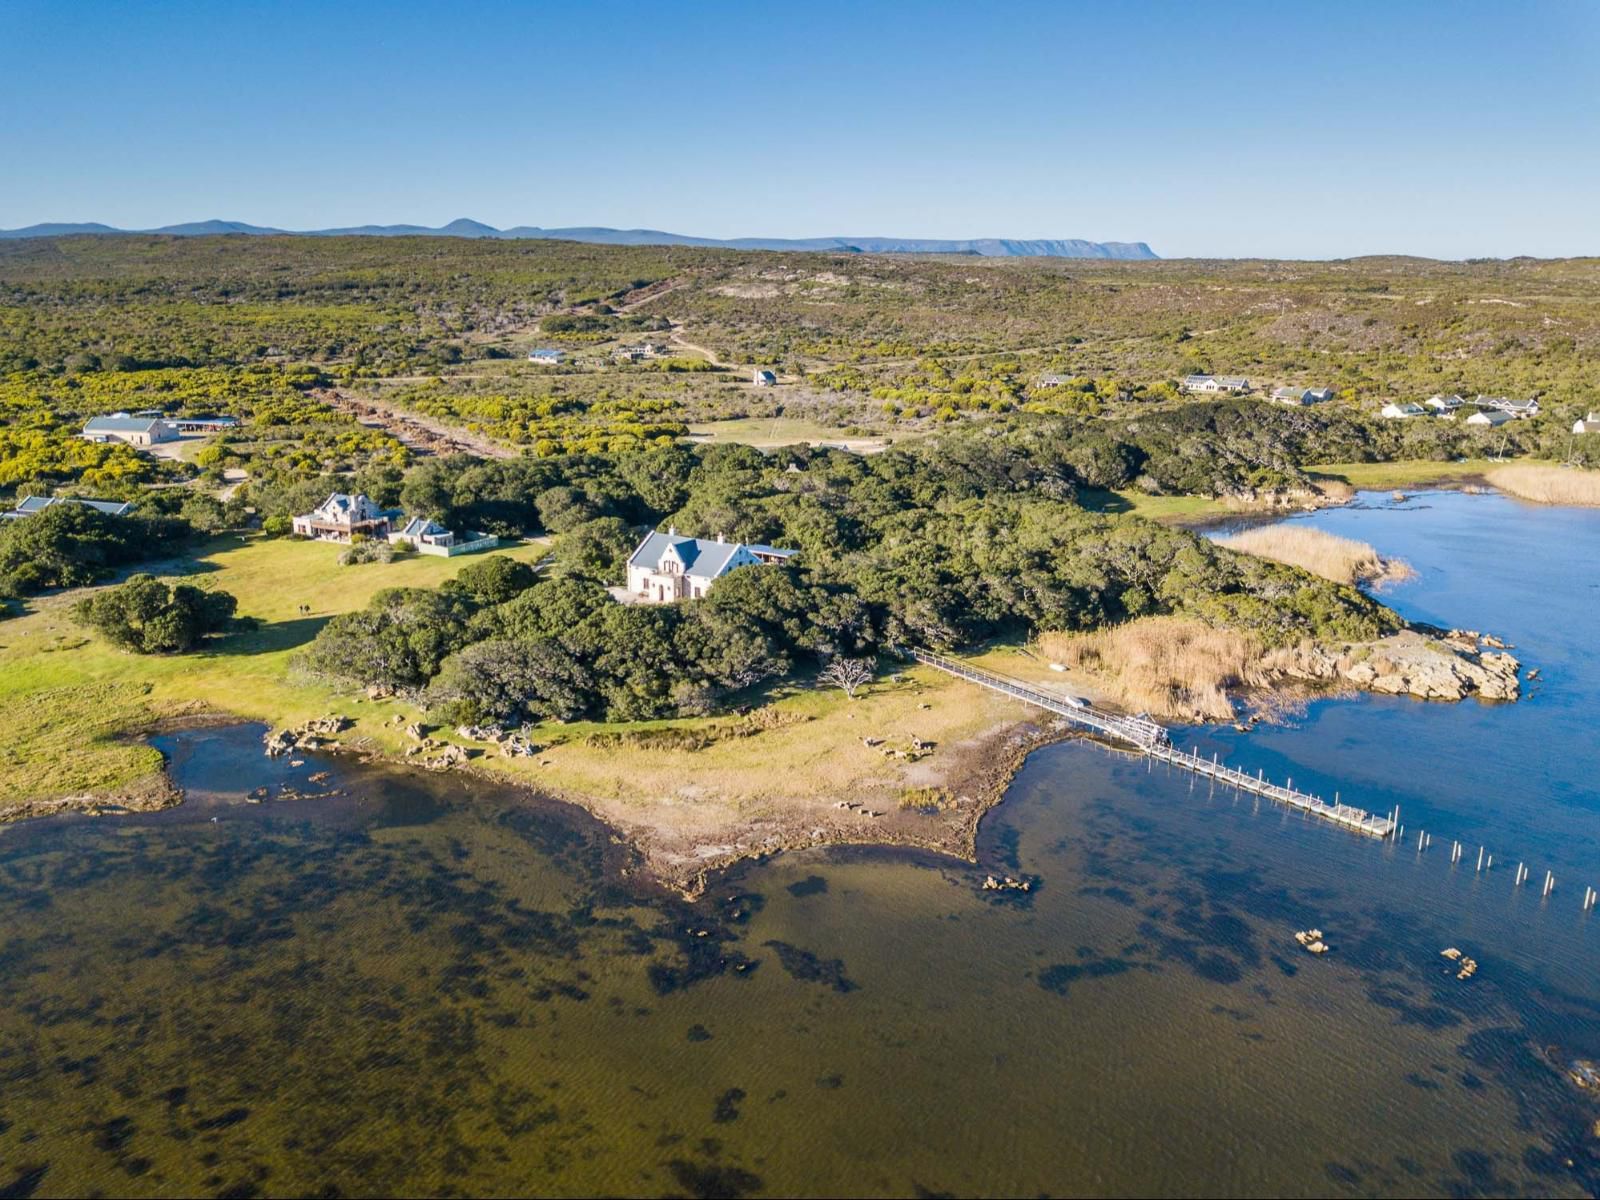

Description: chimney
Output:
[717,531,725,543]
[668,524,676,536]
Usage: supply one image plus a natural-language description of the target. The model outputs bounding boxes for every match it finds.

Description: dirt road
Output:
[314,389,517,459]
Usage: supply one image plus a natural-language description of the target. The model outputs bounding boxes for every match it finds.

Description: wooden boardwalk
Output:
[908,649,1396,840]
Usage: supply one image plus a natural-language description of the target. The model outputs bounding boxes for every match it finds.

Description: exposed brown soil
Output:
[313,387,517,458]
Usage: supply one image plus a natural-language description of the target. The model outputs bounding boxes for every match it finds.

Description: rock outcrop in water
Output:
[1276,629,1519,701]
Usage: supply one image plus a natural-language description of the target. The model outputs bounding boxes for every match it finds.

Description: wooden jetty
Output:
[908,648,1395,840]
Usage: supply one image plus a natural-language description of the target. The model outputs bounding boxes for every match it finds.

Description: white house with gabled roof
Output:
[291,492,393,542]
[1183,374,1252,395]
[625,527,796,603]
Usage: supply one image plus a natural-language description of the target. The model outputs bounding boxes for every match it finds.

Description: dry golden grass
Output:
[1037,618,1268,721]
[1487,464,1600,507]
[1218,524,1413,586]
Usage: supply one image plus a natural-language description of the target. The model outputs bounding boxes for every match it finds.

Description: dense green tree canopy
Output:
[71,574,236,653]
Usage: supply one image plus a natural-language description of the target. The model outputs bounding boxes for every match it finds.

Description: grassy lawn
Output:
[516,664,1023,820]
[0,533,1029,824]
[0,535,549,810]
[1078,487,1228,524]
[1082,458,1561,525]
[1306,457,1535,490]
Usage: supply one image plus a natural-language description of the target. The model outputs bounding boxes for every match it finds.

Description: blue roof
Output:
[397,516,451,538]
[628,530,794,578]
[84,415,169,433]
[11,495,134,517]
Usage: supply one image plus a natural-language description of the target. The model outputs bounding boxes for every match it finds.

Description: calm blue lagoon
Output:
[1,489,1598,1197]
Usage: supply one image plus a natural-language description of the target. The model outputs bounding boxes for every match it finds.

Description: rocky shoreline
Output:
[1,621,1523,896]
[247,709,1074,899]
[1275,628,1520,702]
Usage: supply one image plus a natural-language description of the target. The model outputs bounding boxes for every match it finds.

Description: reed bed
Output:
[1037,618,1267,721]
[1218,525,1413,587]
[1487,464,1600,507]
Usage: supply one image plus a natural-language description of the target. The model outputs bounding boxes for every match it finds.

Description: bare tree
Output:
[819,656,874,700]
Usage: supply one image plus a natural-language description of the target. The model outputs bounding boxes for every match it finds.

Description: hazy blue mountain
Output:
[503,227,1157,259]
[0,222,122,237]
[152,219,285,236]
[311,217,503,238]
[0,219,1158,258]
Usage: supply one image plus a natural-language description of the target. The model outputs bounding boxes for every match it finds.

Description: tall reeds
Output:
[1218,525,1413,587]
[1487,464,1600,507]
[1037,618,1267,721]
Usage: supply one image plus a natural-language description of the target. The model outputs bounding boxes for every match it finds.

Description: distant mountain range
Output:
[0,218,1157,259]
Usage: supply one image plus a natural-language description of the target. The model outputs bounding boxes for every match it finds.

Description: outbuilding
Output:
[2,495,134,520]
[82,414,179,446]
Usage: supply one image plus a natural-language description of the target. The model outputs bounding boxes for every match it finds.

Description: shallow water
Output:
[2,490,1598,1198]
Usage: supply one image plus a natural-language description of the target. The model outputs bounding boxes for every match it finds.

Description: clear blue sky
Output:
[4,0,1596,259]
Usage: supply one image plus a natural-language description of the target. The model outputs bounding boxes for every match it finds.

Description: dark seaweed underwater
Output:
[3,490,1600,1199]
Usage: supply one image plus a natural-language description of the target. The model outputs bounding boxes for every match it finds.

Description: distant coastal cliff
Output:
[0,219,1158,259]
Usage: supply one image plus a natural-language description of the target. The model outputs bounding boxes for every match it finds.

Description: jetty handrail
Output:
[906,648,1169,748]
[907,646,1394,840]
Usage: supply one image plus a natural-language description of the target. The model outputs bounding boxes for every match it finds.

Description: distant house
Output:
[2,495,134,521]
[527,348,564,366]
[625,527,796,603]
[1425,393,1465,414]
[387,516,499,557]
[1183,374,1251,395]
[1573,412,1600,434]
[1381,402,1427,420]
[1474,395,1539,419]
[1037,374,1072,388]
[1270,386,1332,406]
[752,369,777,387]
[82,414,178,446]
[613,343,668,363]
[1465,409,1514,428]
[291,493,393,542]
